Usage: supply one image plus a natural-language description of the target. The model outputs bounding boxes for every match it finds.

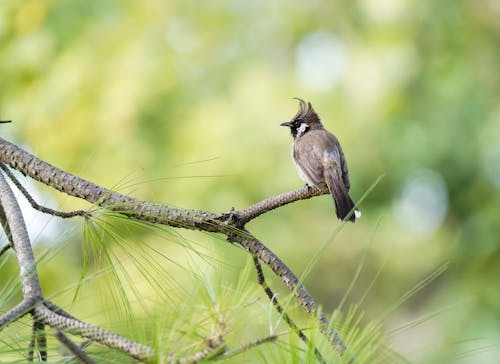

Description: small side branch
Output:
[0,163,87,219]
[214,334,278,360]
[54,330,96,364]
[233,186,328,226]
[231,231,346,355]
[175,333,224,364]
[28,316,47,362]
[0,202,13,255]
[0,243,11,257]
[253,257,327,364]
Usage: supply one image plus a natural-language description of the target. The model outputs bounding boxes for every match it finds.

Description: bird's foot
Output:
[304,183,315,191]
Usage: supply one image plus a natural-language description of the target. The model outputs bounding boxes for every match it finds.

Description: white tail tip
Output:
[354,210,362,219]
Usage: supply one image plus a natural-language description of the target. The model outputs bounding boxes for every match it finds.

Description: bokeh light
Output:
[393,169,448,237]
[295,31,346,91]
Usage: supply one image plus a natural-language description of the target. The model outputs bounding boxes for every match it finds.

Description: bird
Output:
[280,98,360,222]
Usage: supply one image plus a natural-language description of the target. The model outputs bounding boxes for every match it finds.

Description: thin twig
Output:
[253,257,327,364]
[214,334,278,359]
[28,316,47,362]
[35,319,47,361]
[54,330,96,364]
[27,328,35,362]
[176,333,225,364]
[0,202,13,254]
[0,163,87,219]
[0,243,11,257]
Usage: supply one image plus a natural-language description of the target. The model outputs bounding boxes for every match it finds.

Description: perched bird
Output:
[280,98,360,222]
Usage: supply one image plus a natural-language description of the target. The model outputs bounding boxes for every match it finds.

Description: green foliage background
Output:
[1,0,500,362]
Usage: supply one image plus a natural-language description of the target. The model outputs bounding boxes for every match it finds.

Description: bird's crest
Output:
[292,97,322,127]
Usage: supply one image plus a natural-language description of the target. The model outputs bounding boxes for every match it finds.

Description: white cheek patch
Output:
[297,123,309,137]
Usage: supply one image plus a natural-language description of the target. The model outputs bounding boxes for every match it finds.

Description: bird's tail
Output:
[325,171,360,222]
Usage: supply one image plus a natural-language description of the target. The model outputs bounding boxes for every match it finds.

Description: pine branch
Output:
[0,299,35,329]
[0,163,87,218]
[0,167,43,300]
[28,317,47,361]
[232,185,329,226]
[213,334,278,360]
[0,243,10,257]
[54,330,96,364]
[253,257,327,364]
[0,137,347,357]
[172,332,225,363]
[0,202,14,248]
[34,302,156,362]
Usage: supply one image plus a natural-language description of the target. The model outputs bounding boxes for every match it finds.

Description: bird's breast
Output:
[291,145,316,186]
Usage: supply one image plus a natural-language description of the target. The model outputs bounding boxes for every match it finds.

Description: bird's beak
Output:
[280,121,292,127]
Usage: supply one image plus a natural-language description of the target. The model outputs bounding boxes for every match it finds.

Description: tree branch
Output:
[0,137,347,356]
[28,316,47,362]
[214,334,278,360]
[231,231,346,354]
[231,186,329,226]
[0,137,218,231]
[253,257,327,364]
[0,202,14,249]
[0,163,87,218]
[0,169,42,300]
[0,299,35,329]
[174,332,224,364]
[34,302,156,362]
[54,330,96,364]
[0,243,11,257]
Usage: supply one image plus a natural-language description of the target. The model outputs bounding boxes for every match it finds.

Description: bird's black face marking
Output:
[280,118,307,138]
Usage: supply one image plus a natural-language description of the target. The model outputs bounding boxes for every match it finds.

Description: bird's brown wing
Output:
[338,142,351,191]
[319,132,356,221]
[317,130,350,190]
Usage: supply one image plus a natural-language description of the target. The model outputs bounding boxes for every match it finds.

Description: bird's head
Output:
[280,98,323,138]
